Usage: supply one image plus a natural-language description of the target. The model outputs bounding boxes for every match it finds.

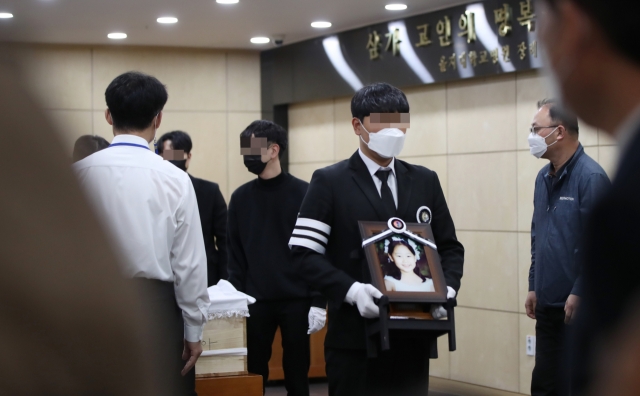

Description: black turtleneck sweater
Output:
[227,172,325,307]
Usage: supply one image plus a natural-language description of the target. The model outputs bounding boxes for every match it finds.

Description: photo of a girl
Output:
[381,237,434,292]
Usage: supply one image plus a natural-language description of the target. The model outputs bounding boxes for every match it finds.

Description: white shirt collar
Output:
[111,134,152,148]
[358,148,396,177]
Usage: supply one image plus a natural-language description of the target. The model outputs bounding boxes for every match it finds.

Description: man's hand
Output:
[431,287,457,319]
[564,294,580,324]
[345,282,383,318]
[307,307,327,334]
[181,339,203,376]
[525,291,537,319]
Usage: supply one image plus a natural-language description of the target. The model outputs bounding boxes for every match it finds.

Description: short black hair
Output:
[73,135,110,162]
[239,120,288,158]
[351,82,410,122]
[105,71,168,131]
[157,131,192,154]
[542,0,640,66]
[538,98,580,135]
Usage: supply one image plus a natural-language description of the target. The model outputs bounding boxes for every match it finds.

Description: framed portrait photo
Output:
[359,218,448,304]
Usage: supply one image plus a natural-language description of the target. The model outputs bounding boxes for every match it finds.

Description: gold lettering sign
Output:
[415,24,432,47]
[517,0,536,32]
[530,40,538,57]
[366,31,382,60]
[490,48,499,64]
[469,50,478,67]
[439,56,448,72]
[518,42,527,60]
[458,11,477,43]
[479,51,489,64]
[385,29,402,56]
[449,53,457,70]
[494,4,513,36]
[502,45,511,62]
[437,16,452,47]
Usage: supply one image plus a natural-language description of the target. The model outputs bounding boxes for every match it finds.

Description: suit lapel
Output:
[349,152,389,221]
[395,160,413,220]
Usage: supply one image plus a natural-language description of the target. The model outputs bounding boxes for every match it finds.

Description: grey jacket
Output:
[529,144,610,309]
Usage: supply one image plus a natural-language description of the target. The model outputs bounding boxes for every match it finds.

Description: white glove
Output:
[344,282,383,318]
[431,287,457,320]
[307,307,326,334]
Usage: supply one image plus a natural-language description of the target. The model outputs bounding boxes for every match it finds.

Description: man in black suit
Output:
[158,131,228,286]
[537,0,640,394]
[289,83,464,396]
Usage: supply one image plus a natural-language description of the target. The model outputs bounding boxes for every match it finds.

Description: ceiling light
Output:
[0,12,13,18]
[250,37,270,44]
[216,0,239,4]
[311,21,332,28]
[385,4,407,10]
[157,17,178,24]
[108,33,127,39]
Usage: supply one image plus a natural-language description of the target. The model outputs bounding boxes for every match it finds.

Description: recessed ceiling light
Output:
[311,21,332,28]
[157,17,178,24]
[108,33,127,40]
[216,0,239,4]
[385,4,407,10]
[250,37,270,44]
[0,12,13,19]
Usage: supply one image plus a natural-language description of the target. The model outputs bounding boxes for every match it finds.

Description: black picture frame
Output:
[359,220,448,304]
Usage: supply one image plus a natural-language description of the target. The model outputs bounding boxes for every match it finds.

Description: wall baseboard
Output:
[429,377,528,396]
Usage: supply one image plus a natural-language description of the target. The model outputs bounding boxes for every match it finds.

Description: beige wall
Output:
[13,44,261,202]
[287,71,618,395]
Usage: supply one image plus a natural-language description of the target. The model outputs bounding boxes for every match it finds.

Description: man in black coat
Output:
[289,83,464,396]
[537,0,640,394]
[158,130,228,286]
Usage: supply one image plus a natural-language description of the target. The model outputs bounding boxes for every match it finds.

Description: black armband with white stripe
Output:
[289,218,331,254]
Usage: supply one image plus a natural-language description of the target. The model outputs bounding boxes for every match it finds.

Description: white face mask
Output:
[528,126,559,159]
[359,120,406,159]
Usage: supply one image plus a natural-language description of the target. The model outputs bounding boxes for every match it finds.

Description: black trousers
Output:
[133,278,196,396]
[532,306,569,396]
[247,299,311,396]
[325,332,431,396]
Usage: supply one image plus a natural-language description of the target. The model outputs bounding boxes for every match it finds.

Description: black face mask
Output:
[168,159,187,172]
[243,155,267,175]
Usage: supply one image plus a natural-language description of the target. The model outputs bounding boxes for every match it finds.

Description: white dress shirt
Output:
[73,134,209,342]
[358,148,398,208]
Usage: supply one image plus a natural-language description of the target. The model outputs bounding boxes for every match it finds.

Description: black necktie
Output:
[375,169,396,219]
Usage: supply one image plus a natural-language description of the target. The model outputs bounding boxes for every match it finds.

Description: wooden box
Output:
[196,316,247,378]
[196,374,262,396]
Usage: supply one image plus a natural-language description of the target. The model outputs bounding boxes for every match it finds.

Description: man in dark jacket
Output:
[158,130,228,286]
[227,120,326,396]
[525,99,610,396]
[538,0,640,394]
[289,83,464,396]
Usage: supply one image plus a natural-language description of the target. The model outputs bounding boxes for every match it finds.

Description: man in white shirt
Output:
[74,71,209,395]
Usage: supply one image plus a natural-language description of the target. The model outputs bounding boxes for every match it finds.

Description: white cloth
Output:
[73,134,210,342]
[307,307,326,334]
[345,282,383,318]
[358,149,398,208]
[431,286,457,320]
[207,280,256,319]
[384,275,435,292]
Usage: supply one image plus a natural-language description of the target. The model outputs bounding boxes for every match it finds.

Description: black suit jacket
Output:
[290,151,464,350]
[189,174,228,287]
[571,129,640,394]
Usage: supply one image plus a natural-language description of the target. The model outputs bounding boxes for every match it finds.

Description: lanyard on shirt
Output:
[109,143,150,150]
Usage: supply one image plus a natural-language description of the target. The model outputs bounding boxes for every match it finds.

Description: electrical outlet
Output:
[526,335,536,356]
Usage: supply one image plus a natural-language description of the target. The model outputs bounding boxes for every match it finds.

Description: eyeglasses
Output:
[530,125,559,134]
